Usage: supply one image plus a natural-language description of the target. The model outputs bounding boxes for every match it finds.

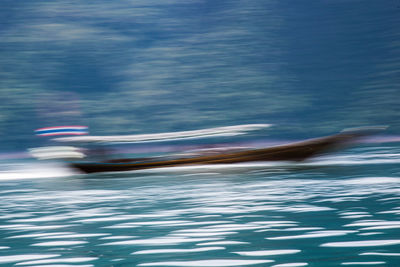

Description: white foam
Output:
[307,156,400,167]
[138,162,291,174]
[0,163,76,181]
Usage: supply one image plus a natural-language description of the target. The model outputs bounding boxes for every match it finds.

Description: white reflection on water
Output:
[341,262,386,265]
[0,254,60,264]
[271,264,308,267]
[137,259,274,266]
[0,146,399,266]
[233,249,300,256]
[102,237,223,246]
[196,241,249,246]
[132,246,225,254]
[267,230,357,240]
[31,241,88,246]
[6,232,75,239]
[16,257,98,266]
[0,162,77,181]
[321,240,400,247]
[360,252,400,256]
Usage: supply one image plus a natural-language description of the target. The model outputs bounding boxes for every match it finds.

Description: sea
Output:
[1,143,400,267]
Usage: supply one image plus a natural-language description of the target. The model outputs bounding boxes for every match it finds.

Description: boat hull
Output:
[70,131,370,174]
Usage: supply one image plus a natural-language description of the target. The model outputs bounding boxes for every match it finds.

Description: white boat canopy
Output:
[52,124,272,144]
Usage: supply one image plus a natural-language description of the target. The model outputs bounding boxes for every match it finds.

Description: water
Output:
[1,145,400,266]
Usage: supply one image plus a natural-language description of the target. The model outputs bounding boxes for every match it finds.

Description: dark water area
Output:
[1,145,400,266]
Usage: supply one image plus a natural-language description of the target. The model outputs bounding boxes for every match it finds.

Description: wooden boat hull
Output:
[70,130,373,174]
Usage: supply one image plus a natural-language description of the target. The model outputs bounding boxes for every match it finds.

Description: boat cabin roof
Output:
[52,124,272,144]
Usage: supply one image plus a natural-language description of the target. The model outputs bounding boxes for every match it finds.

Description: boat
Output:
[49,125,385,174]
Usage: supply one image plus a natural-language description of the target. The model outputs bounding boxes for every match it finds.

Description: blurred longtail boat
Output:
[42,124,385,174]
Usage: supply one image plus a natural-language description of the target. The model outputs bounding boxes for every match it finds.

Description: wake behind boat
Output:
[39,125,385,174]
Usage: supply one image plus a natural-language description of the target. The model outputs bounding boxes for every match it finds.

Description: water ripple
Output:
[1,145,400,266]
[102,237,222,246]
[0,254,60,264]
[267,230,356,240]
[321,240,400,247]
[233,249,301,256]
[137,259,274,266]
[31,241,88,246]
[271,264,308,267]
[341,262,386,265]
[132,246,225,254]
[16,257,98,265]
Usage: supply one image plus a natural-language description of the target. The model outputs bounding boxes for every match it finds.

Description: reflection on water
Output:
[0,146,400,266]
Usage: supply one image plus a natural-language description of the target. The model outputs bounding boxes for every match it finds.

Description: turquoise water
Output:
[1,145,400,266]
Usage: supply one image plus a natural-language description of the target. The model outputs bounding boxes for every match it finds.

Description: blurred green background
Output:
[1,0,399,150]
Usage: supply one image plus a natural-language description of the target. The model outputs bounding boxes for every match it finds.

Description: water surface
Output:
[1,145,400,266]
